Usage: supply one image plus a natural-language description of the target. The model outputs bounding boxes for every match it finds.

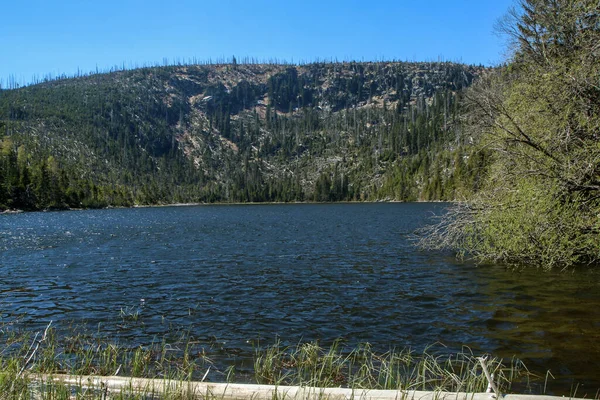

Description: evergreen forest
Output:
[0,61,488,211]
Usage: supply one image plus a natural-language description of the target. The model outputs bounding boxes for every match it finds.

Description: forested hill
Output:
[0,61,489,211]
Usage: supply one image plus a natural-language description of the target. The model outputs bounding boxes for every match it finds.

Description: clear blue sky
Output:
[1,0,514,87]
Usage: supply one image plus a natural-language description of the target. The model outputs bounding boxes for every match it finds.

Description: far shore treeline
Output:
[0,61,487,210]
[1,0,598,269]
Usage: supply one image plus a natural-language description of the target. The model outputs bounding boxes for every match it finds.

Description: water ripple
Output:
[1,204,599,394]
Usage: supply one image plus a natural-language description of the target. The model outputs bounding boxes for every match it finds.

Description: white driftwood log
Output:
[31,374,587,400]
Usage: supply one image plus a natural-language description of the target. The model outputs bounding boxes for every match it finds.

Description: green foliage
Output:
[425,0,600,269]
[0,62,485,211]
[0,322,538,397]
[253,340,531,392]
[458,177,598,267]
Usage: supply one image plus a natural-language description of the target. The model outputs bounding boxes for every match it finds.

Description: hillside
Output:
[0,61,489,210]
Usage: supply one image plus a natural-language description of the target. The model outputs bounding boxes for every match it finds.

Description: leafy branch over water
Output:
[421,0,600,269]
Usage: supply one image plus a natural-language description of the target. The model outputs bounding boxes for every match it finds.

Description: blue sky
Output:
[1,0,514,87]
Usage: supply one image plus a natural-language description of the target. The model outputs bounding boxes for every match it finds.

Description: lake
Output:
[1,203,599,394]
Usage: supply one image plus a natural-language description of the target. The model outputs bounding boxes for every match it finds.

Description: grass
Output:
[0,320,588,399]
[253,339,531,393]
[0,321,215,399]
[119,306,141,323]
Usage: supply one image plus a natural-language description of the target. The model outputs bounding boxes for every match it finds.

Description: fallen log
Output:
[31,374,587,400]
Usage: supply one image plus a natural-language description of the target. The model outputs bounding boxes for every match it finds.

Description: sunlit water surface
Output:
[1,203,599,394]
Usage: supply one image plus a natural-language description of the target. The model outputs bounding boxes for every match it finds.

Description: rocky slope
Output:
[0,61,488,210]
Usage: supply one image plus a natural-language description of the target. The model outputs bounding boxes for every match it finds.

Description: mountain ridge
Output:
[0,61,489,210]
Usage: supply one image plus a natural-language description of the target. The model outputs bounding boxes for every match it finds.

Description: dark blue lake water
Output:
[1,203,599,394]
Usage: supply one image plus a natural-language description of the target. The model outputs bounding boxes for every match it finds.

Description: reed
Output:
[0,320,586,399]
[252,340,530,393]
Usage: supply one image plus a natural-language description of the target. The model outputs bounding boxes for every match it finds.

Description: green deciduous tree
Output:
[423,0,600,269]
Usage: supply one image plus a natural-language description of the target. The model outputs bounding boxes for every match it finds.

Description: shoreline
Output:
[1,199,452,214]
